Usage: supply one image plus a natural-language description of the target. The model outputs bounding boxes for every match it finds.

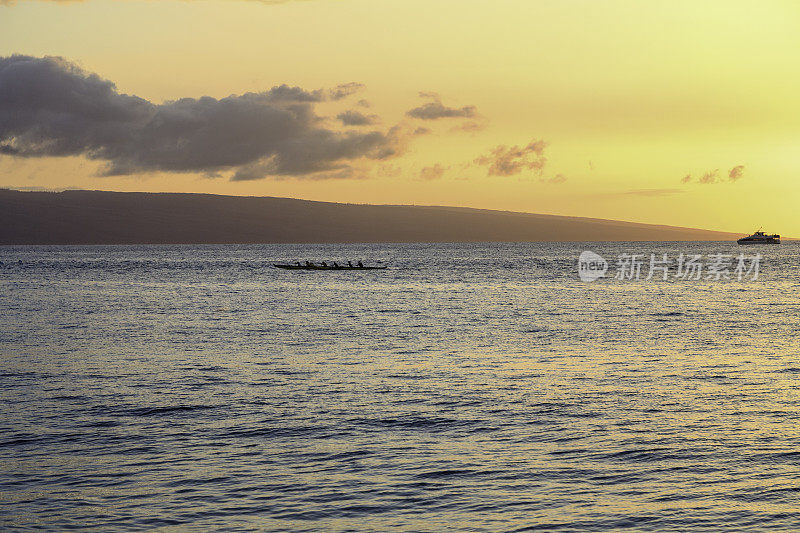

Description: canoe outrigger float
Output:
[274,263,387,270]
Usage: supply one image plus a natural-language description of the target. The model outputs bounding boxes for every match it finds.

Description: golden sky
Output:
[1,0,799,234]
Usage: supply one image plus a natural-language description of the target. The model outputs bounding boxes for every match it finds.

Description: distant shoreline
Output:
[0,188,745,245]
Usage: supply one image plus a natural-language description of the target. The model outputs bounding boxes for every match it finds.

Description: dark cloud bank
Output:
[0,55,405,180]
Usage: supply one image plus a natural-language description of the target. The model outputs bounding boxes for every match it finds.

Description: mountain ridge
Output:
[0,188,743,244]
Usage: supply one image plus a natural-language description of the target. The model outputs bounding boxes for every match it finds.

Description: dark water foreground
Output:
[1,243,799,531]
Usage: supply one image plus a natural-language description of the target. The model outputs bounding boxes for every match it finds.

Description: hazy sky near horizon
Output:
[1,0,799,234]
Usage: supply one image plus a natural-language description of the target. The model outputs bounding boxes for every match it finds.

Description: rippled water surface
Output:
[2,242,799,531]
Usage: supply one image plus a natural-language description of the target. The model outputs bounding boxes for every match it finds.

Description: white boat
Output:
[737,230,780,244]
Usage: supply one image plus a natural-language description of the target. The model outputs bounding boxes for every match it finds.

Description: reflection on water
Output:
[1,243,799,531]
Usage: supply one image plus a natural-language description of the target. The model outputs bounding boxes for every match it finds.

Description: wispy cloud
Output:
[542,173,567,184]
[329,82,365,101]
[418,163,447,181]
[450,120,488,134]
[474,139,547,177]
[406,92,477,120]
[682,165,745,184]
[728,165,745,181]
[698,169,720,184]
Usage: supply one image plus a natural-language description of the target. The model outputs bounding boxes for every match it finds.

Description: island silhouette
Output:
[0,189,740,244]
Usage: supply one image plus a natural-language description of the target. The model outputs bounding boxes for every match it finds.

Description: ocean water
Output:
[1,242,799,532]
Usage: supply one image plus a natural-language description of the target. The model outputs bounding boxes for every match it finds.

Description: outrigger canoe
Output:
[273,264,387,270]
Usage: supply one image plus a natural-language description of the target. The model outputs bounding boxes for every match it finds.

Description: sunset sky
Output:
[1,0,799,234]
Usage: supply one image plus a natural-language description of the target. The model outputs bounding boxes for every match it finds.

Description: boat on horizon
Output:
[737,230,780,245]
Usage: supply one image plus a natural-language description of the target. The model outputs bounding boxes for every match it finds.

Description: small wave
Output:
[325,450,373,461]
[562,410,602,419]
[353,415,467,430]
[602,448,683,463]
[82,420,120,428]
[383,373,435,380]
[588,472,648,485]
[1,433,84,448]
[271,369,313,376]
[125,405,216,417]
[224,425,340,439]
[193,365,224,372]
[757,451,800,463]
[528,401,574,414]
[413,469,481,479]
[49,394,90,401]
[548,447,590,457]
[0,436,44,448]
